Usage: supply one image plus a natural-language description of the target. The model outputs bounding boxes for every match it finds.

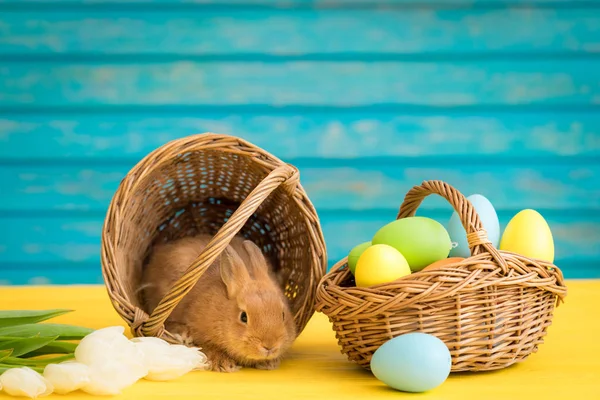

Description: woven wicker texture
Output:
[101,133,327,343]
[315,180,567,372]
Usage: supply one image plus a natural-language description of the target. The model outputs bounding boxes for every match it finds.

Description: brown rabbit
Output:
[141,234,296,372]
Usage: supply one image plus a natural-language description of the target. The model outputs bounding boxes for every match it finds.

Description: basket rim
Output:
[318,250,566,295]
[101,132,328,341]
[315,179,567,314]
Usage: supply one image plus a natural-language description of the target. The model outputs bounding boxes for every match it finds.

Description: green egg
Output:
[347,241,371,275]
[372,217,452,272]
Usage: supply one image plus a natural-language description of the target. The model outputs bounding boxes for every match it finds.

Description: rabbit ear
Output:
[242,240,271,280]
[220,246,249,298]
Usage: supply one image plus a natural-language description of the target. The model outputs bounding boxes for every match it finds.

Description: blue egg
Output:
[447,194,500,258]
[370,333,451,393]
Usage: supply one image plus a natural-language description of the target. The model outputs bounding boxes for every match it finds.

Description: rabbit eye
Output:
[240,311,248,324]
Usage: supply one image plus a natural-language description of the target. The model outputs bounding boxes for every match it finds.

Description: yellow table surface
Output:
[0,281,599,400]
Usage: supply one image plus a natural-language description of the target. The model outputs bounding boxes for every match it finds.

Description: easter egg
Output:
[370,333,452,393]
[347,241,371,275]
[422,257,465,272]
[448,194,500,258]
[500,209,554,263]
[372,217,452,272]
[354,244,411,287]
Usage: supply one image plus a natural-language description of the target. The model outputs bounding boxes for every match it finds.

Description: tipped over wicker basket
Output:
[315,180,567,372]
[101,133,327,342]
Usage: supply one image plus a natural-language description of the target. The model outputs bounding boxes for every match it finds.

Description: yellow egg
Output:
[354,244,411,287]
[500,209,555,263]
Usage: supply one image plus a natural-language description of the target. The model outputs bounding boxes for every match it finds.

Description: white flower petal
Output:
[85,326,125,339]
[81,360,144,396]
[170,345,208,370]
[133,339,208,381]
[43,362,90,394]
[75,326,147,376]
[74,335,114,365]
[0,367,53,398]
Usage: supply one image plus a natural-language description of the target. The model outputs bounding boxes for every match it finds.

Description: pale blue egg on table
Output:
[447,194,500,258]
[370,332,452,393]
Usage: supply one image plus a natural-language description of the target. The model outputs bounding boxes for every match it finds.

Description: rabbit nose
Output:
[260,345,279,356]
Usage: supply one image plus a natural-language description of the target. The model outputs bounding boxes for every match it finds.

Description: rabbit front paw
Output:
[204,348,242,373]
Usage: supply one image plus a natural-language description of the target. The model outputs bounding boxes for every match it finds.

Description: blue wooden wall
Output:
[1,0,599,285]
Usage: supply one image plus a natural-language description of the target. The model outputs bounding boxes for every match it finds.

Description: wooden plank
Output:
[1,164,599,212]
[1,0,599,6]
[2,9,599,55]
[0,213,597,271]
[0,217,103,264]
[2,112,599,160]
[0,265,105,285]
[1,60,599,107]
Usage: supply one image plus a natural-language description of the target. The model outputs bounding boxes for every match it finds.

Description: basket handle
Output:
[140,164,300,337]
[397,180,509,273]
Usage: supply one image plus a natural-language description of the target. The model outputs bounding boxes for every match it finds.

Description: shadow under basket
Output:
[101,133,327,342]
[315,180,567,372]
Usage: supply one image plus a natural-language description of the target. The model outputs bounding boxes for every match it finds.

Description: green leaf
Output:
[0,310,73,327]
[0,336,59,357]
[21,341,78,358]
[2,354,74,367]
[0,349,13,362]
[0,324,93,340]
[0,364,44,373]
